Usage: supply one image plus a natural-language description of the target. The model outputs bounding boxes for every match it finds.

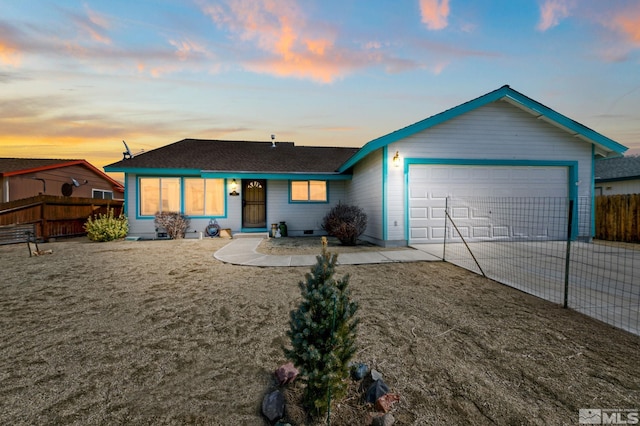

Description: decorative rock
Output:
[275,362,299,385]
[371,413,396,426]
[365,379,389,403]
[351,362,369,380]
[370,369,383,381]
[375,393,400,413]
[262,390,285,422]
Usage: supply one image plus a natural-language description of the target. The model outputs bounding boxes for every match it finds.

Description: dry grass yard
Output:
[1,237,638,425]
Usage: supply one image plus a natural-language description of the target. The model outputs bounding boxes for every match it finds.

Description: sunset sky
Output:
[1,0,639,179]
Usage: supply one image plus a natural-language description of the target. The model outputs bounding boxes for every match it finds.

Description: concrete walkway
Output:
[213,238,441,267]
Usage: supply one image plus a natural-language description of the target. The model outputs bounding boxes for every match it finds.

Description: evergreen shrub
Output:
[84,208,128,242]
[284,244,359,417]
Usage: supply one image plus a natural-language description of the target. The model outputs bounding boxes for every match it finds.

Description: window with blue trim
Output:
[184,178,224,216]
[140,177,180,216]
[139,177,224,216]
[291,180,327,202]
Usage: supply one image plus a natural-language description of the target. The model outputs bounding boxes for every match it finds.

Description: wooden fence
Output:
[595,194,640,243]
[0,195,124,243]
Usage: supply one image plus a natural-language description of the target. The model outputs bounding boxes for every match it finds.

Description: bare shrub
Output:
[322,203,367,246]
[154,212,190,239]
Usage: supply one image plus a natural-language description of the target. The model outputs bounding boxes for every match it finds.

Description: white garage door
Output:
[408,164,569,244]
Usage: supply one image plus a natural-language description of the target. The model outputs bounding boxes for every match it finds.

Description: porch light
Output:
[229,179,239,196]
[392,151,400,167]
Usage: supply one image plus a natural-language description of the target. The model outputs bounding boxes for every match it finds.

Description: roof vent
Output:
[271,134,276,148]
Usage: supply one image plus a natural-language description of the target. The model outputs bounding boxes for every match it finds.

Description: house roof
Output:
[338,85,628,172]
[595,155,640,182]
[104,139,360,177]
[0,158,124,192]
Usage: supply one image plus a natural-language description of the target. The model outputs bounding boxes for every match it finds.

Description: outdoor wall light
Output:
[229,179,239,196]
[392,151,400,167]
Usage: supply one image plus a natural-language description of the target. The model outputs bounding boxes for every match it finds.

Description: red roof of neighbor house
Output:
[105,139,360,174]
[0,158,80,175]
[0,158,124,191]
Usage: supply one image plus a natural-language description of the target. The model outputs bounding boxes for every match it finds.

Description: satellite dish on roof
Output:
[122,140,134,160]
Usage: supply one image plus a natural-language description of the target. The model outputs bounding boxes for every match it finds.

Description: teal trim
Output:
[338,85,627,173]
[288,180,329,204]
[404,160,410,242]
[591,145,596,237]
[241,228,268,233]
[202,172,351,180]
[382,146,388,241]
[403,158,581,241]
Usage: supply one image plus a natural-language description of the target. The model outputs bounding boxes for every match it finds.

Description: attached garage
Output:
[339,85,627,247]
[407,162,572,244]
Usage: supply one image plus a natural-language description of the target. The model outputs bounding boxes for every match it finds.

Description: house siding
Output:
[346,149,385,244]
[386,100,594,240]
[124,174,349,239]
[266,180,348,236]
[6,164,120,201]
[596,179,640,195]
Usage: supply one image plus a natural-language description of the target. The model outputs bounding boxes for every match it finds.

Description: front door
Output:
[242,179,266,228]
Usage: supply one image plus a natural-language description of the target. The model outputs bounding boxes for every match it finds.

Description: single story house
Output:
[595,155,640,195]
[105,85,627,245]
[1,158,124,203]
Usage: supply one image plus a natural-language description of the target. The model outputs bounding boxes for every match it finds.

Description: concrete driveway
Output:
[412,241,640,336]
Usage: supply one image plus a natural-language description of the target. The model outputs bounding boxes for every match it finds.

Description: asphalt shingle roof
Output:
[595,155,640,181]
[105,139,360,174]
[0,158,80,175]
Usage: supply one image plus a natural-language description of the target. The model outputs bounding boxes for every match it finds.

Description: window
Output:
[92,189,113,200]
[140,177,180,216]
[139,177,225,217]
[290,180,327,202]
[184,178,224,216]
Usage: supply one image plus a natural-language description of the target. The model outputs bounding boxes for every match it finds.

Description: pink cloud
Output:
[536,0,574,31]
[70,6,113,45]
[0,23,23,66]
[419,0,450,31]
[198,0,368,83]
[169,39,208,61]
[0,41,21,66]
[609,5,640,46]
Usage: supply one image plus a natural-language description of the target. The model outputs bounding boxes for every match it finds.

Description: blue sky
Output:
[1,0,639,175]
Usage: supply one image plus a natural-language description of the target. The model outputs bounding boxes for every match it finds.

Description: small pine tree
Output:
[284,244,359,417]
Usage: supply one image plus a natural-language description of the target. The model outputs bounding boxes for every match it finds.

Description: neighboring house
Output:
[105,85,627,245]
[595,155,640,195]
[0,158,124,203]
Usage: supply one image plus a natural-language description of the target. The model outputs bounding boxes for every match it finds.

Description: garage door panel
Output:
[408,164,568,244]
[431,227,446,238]
[473,227,491,238]
[410,208,428,219]
[451,207,469,218]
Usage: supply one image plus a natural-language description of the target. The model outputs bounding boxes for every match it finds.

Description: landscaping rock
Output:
[275,362,299,385]
[262,390,285,422]
[371,412,396,426]
[370,368,383,381]
[351,362,369,380]
[375,393,400,413]
[365,379,389,403]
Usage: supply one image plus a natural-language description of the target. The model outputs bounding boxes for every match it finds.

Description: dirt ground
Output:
[1,236,638,425]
